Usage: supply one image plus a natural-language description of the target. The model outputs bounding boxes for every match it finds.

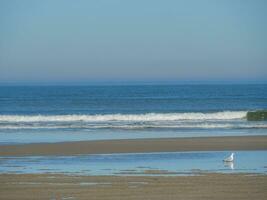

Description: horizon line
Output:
[0,80,267,86]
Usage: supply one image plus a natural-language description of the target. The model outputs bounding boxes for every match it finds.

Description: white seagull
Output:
[223,153,234,162]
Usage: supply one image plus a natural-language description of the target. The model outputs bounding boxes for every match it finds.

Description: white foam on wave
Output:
[2,111,264,130]
[0,111,247,123]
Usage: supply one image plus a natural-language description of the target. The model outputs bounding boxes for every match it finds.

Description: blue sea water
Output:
[0,85,267,176]
[0,84,267,144]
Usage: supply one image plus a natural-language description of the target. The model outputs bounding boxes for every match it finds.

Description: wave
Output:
[1,124,267,130]
[0,111,247,123]
[1,111,265,130]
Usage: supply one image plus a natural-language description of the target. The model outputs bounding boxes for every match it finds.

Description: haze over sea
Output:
[0,84,266,144]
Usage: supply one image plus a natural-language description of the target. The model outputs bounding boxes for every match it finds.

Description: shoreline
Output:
[1,135,267,156]
[1,173,266,200]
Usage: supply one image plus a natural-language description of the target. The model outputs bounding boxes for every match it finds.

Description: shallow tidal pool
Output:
[0,151,266,176]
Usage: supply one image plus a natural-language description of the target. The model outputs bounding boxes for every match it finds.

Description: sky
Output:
[0,0,267,85]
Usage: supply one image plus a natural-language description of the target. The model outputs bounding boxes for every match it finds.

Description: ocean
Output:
[0,84,267,144]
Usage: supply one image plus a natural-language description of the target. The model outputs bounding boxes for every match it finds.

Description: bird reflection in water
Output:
[224,161,234,170]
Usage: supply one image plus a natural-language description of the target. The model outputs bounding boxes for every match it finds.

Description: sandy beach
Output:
[0,173,266,200]
[1,136,266,199]
[0,135,266,156]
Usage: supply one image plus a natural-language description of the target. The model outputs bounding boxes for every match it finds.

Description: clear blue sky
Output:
[0,0,266,85]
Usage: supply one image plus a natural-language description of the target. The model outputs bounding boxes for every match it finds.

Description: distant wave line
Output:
[0,111,247,123]
[0,123,267,130]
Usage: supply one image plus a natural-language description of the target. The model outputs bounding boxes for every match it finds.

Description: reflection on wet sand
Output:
[224,161,234,170]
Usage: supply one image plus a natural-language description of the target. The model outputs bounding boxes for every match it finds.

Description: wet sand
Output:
[0,135,267,156]
[0,173,266,200]
[1,136,267,199]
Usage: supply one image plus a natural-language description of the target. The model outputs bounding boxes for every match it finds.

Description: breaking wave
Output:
[0,111,247,122]
[0,111,266,130]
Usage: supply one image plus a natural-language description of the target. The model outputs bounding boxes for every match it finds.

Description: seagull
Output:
[223,153,234,162]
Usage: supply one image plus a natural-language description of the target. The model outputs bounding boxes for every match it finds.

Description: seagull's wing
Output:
[224,155,234,162]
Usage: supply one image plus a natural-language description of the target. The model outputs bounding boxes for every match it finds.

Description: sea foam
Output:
[0,111,247,123]
[1,111,265,130]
